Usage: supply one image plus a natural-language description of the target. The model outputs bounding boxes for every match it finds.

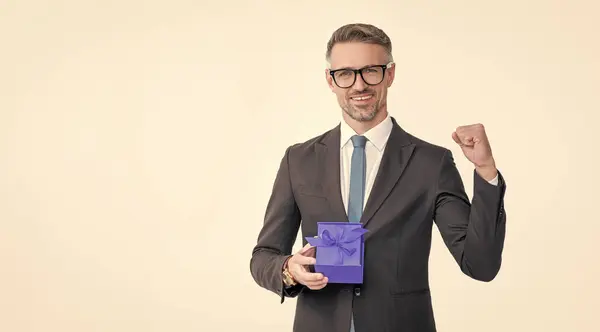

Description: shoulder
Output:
[393,128,460,182]
[283,126,338,160]
[397,126,452,161]
[411,134,449,155]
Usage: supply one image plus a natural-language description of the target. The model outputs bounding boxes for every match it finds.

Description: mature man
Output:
[250,23,507,332]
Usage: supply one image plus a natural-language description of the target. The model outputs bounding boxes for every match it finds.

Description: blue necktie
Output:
[348,135,367,223]
[347,135,367,332]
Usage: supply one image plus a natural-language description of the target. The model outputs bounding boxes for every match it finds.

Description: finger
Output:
[292,267,324,283]
[299,271,325,282]
[451,131,462,145]
[303,278,328,290]
[301,246,316,257]
[299,243,312,252]
[463,136,475,146]
[455,130,476,146]
[453,132,473,146]
[457,124,480,132]
[305,277,329,290]
[293,254,316,266]
[298,244,316,256]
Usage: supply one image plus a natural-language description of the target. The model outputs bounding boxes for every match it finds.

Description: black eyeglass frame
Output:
[328,62,394,89]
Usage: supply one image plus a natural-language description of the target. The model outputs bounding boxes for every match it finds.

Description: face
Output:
[326,42,395,123]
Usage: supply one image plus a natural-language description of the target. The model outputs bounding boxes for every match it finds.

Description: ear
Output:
[386,63,396,87]
[325,69,335,92]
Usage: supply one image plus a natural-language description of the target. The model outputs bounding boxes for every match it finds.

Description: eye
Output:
[336,70,352,77]
[364,67,379,74]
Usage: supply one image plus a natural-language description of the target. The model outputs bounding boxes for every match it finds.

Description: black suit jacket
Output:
[250,118,507,332]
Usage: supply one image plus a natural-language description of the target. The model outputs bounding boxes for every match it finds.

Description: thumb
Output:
[299,243,314,254]
[452,131,474,147]
[451,131,463,146]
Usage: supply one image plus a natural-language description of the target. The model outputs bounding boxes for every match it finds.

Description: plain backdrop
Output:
[1,1,599,331]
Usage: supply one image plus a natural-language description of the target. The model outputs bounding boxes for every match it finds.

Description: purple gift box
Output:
[305,222,368,284]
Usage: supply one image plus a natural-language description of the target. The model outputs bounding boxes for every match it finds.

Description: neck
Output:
[343,109,389,135]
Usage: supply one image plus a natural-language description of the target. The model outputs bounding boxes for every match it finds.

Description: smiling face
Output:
[326,42,396,125]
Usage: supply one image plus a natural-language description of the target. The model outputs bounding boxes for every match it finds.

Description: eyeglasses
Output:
[329,62,394,89]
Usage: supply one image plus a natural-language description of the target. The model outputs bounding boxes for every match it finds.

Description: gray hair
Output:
[325,23,394,65]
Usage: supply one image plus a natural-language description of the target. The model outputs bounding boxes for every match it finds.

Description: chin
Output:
[346,107,378,122]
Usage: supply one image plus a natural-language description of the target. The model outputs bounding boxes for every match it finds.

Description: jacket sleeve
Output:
[433,149,507,282]
[249,145,305,303]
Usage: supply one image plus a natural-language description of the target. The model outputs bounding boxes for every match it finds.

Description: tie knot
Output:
[351,135,367,148]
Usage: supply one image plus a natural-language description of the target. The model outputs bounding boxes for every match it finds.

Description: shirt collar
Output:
[340,114,393,152]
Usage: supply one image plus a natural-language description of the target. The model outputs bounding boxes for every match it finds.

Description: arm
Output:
[249,146,305,303]
[433,149,507,282]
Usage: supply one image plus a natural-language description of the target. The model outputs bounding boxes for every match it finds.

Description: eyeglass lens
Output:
[333,66,384,88]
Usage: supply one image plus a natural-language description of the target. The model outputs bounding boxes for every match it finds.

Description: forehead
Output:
[328,42,389,70]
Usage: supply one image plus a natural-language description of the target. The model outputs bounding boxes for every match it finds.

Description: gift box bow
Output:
[306,226,368,265]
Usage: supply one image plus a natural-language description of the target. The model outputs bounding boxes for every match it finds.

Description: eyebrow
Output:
[330,64,381,71]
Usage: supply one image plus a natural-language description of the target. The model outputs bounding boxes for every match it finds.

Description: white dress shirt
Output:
[339,114,498,213]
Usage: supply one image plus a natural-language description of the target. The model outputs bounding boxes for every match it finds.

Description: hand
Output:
[286,244,328,290]
[452,123,498,181]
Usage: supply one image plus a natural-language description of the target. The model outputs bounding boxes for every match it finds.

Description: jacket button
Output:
[354,287,361,296]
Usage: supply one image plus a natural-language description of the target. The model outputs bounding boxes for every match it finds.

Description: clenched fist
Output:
[452,123,498,181]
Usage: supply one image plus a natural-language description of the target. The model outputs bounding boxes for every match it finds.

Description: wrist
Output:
[282,255,292,271]
[475,165,498,182]
[282,255,297,287]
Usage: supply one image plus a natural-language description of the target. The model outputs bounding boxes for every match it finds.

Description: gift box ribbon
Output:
[306,227,368,265]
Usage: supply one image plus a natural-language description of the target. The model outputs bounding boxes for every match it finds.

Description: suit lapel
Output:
[361,118,415,227]
[317,125,349,222]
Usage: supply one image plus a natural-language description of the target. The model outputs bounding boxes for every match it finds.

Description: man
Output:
[250,23,507,332]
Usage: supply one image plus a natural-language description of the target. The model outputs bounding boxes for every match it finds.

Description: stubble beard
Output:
[342,98,382,122]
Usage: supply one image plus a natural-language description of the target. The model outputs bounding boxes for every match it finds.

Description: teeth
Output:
[352,95,372,101]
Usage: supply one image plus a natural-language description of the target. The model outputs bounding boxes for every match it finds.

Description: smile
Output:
[351,95,374,101]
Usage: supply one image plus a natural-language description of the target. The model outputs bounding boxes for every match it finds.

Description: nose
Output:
[353,74,367,90]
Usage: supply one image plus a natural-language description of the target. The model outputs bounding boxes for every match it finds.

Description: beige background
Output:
[1,0,599,331]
